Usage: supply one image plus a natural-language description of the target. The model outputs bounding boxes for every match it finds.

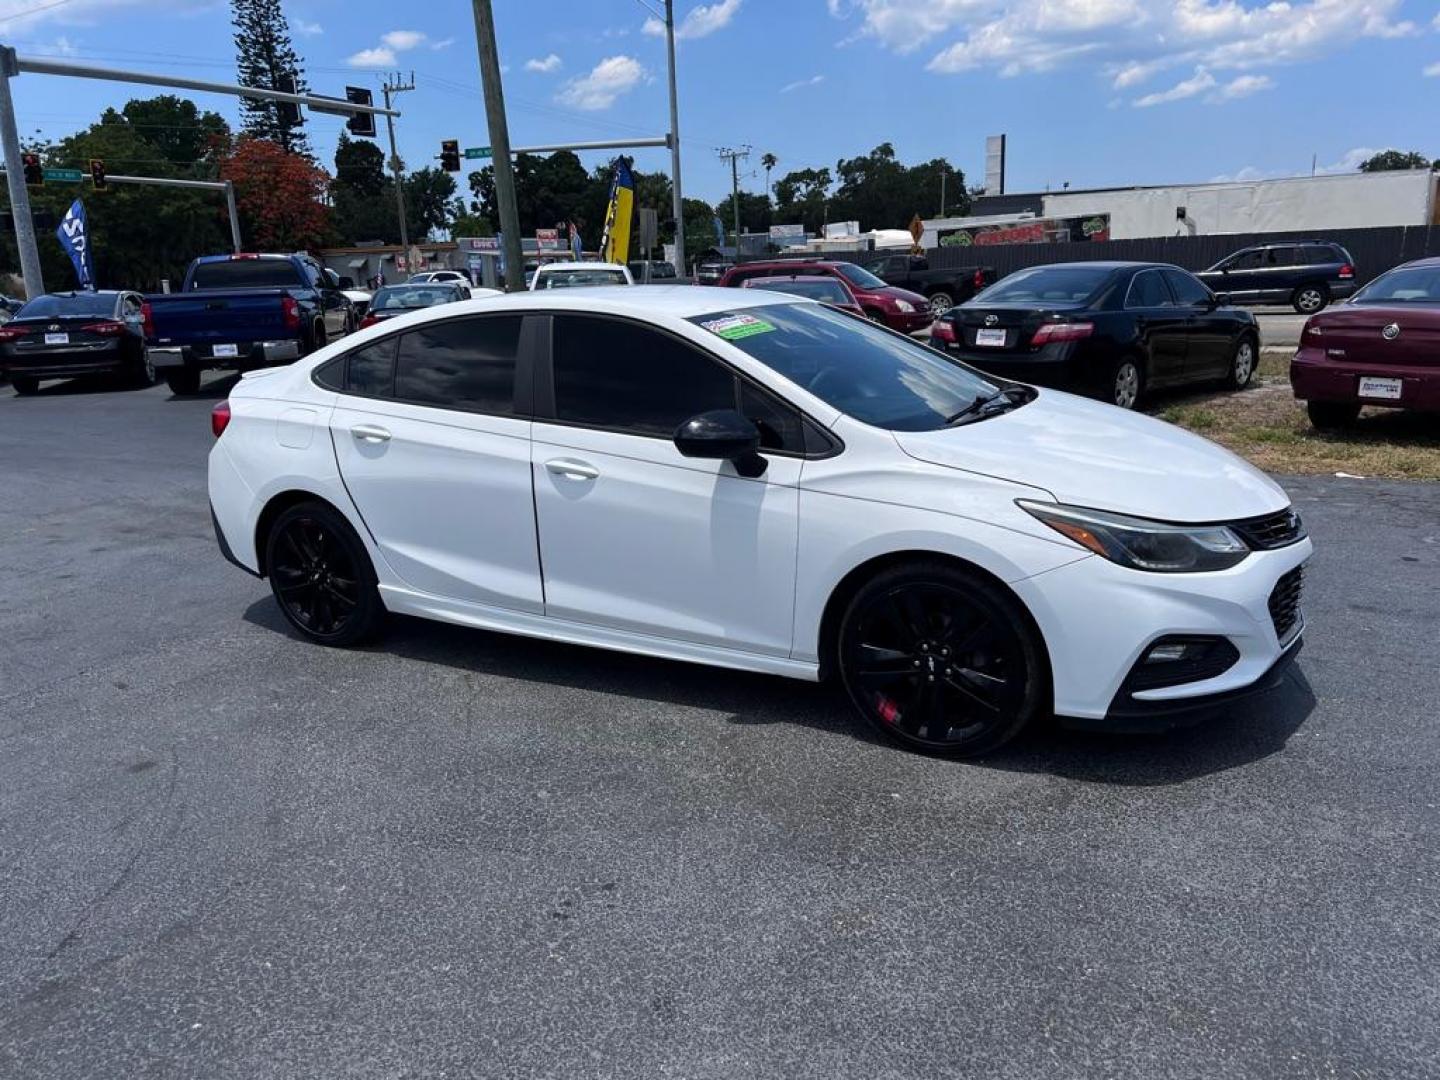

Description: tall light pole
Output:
[470,0,524,291]
[664,0,685,274]
[381,72,414,252]
[0,47,43,296]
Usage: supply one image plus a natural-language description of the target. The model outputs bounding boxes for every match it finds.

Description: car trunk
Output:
[5,315,122,353]
[1309,305,1440,367]
[945,304,1084,354]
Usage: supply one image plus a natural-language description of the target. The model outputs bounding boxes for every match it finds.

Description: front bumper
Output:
[149,339,302,372]
[883,308,934,334]
[1290,345,1440,412]
[1010,538,1313,724]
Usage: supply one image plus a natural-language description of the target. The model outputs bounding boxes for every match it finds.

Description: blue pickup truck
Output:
[145,253,353,395]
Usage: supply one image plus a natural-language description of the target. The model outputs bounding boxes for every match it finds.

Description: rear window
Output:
[188,258,302,290]
[979,266,1112,304]
[834,263,887,289]
[1352,266,1440,303]
[16,293,116,318]
[537,268,629,288]
[371,286,460,311]
[394,316,522,414]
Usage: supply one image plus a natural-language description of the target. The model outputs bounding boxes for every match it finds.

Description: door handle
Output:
[545,458,599,481]
[350,424,391,444]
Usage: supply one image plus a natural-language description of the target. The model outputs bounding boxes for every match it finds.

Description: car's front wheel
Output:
[265,501,385,646]
[1109,357,1144,410]
[1226,336,1257,390]
[836,562,1046,757]
[927,291,954,317]
[1293,285,1328,314]
[1307,400,1360,431]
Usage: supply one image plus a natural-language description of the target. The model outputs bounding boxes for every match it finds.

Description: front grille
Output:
[1268,566,1305,644]
[1232,507,1305,550]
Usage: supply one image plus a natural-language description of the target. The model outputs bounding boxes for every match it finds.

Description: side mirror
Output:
[1211,292,1230,307]
[673,409,766,477]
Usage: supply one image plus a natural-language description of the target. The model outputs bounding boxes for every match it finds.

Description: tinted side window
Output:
[1264,246,1298,266]
[1164,269,1213,306]
[1304,245,1338,265]
[552,315,736,436]
[394,316,523,415]
[741,382,805,453]
[1228,250,1263,270]
[1126,270,1173,309]
[347,338,397,396]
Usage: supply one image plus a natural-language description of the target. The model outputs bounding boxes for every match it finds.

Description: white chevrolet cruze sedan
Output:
[208,286,1310,756]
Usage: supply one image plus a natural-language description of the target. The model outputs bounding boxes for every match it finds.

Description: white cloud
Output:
[292,18,322,36]
[526,53,563,73]
[1319,147,1382,173]
[1425,61,1440,77]
[348,47,397,68]
[643,0,743,40]
[831,0,1416,81]
[431,37,455,51]
[556,55,646,110]
[381,29,426,51]
[781,74,825,92]
[1133,66,1215,106]
[1208,73,1273,102]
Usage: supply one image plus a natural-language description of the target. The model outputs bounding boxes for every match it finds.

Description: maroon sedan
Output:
[1291,257,1440,429]
[739,274,866,317]
[719,259,931,333]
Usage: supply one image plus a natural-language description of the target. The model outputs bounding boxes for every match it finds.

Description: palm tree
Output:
[761,152,777,204]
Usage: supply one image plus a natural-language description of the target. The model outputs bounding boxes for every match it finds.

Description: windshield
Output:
[977,265,1113,304]
[538,268,628,288]
[747,278,852,305]
[370,285,459,311]
[17,293,117,318]
[834,263,887,289]
[188,258,302,290]
[1351,266,1440,304]
[689,303,1006,431]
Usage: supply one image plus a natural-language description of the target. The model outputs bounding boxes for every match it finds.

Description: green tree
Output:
[404,167,458,240]
[333,132,386,196]
[761,152,777,202]
[774,166,832,235]
[119,96,231,173]
[1358,150,1437,172]
[826,143,966,230]
[231,0,310,156]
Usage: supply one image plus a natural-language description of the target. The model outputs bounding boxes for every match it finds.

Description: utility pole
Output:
[664,0,685,274]
[717,145,748,257]
[939,165,947,219]
[471,1,524,292]
[0,47,42,297]
[381,72,414,253]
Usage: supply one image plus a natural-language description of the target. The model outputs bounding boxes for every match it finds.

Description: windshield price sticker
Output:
[700,313,776,341]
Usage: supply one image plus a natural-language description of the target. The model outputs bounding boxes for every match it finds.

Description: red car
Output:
[1291,257,1440,429]
[739,273,866,317]
[719,259,931,333]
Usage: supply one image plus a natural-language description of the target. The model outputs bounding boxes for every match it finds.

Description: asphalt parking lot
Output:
[2,377,1438,1080]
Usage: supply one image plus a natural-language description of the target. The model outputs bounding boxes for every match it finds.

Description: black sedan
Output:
[930,262,1259,409]
[359,282,469,328]
[1,290,153,395]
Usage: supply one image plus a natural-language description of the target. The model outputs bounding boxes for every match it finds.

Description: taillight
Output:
[211,400,231,438]
[141,301,154,338]
[1030,321,1094,346]
[932,320,957,343]
[281,296,301,331]
[80,321,124,335]
[0,325,26,341]
[359,314,379,329]
[973,269,985,288]
[1338,264,1354,279]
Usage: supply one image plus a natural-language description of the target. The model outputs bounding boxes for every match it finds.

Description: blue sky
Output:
[3,0,1439,218]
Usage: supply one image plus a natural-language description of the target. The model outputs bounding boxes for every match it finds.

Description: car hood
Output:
[874,285,928,306]
[893,389,1290,522]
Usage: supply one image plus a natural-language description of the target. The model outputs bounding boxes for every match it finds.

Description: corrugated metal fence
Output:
[745,226,1440,287]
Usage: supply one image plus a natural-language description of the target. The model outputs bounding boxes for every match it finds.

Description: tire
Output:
[1108,357,1144,410]
[307,322,326,355]
[927,290,955,317]
[164,368,201,396]
[1226,335,1257,391]
[10,374,39,395]
[127,346,156,388]
[264,501,385,647]
[865,309,886,324]
[836,561,1046,758]
[1292,285,1328,315]
[1307,400,1360,431]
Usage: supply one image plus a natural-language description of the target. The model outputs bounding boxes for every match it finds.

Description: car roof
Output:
[744,274,843,284]
[537,262,626,272]
[391,285,793,319]
[42,289,124,297]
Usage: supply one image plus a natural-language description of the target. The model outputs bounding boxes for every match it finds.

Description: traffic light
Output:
[22,152,42,187]
[90,158,107,191]
[440,139,460,172]
[275,72,302,127]
[345,86,376,138]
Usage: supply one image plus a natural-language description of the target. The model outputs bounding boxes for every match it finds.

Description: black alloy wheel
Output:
[265,502,384,646]
[837,563,1045,757]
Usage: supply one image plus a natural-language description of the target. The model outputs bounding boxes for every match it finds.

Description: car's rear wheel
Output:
[1293,285,1328,314]
[836,562,1045,758]
[265,501,385,647]
[927,291,954,317]
[1307,400,1361,431]
[10,375,38,395]
[1109,357,1144,410]
[127,346,156,388]
[1226,336,1257,390]
[164,368,200,395]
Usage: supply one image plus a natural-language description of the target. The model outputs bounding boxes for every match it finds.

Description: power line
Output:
[0,0,76,26]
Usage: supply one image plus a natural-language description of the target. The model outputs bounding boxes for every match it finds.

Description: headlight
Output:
[894,299,915,313]
[1017,500,1249,573]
